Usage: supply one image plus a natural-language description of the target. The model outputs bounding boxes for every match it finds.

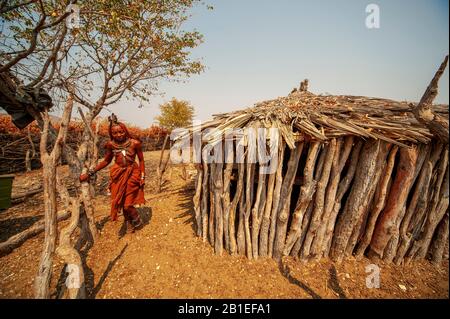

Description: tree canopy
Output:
[156,97,194,130]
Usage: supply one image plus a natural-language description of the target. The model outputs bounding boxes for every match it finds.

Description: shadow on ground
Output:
[0,215,42,242]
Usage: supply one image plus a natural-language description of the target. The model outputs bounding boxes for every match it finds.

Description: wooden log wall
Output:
[193,136,449,264]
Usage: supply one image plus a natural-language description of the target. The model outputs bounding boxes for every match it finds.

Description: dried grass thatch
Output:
[201,90,448,148]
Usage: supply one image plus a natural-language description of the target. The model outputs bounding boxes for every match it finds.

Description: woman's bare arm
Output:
[80,144,114,182]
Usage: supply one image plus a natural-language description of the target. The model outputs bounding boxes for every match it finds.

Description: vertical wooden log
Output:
[25,149,32,171]
[259,169,276,257]
[244,160,255,259]
[209,163,215,246]
[344,142,391,257]
[268,142,285,257]
[301,140,337,259]
[272,142,304,260]
[213,160,224,255]
[430,213,449,264]
[368,146,418,259]
[26,126,36,172]
[394,144,443,263]
[156,135,170,193]
[260,141,283,257]
[331,139,381,262]
[237,182,246,255]
[323,140,363,257]
[355,146,398,258]
[408,151,449,260]
[251,170,266,259]
[193,166,203,237]
[291,200,314,258]
[257,176,267,250]
[201,157,210,243]
[222,151,233,252]
[35,155,58,299]
[229,162,244,255]
[316,137,354,257]
[283,141,320,256]
[311,140,345,258]
[382,206,405,262]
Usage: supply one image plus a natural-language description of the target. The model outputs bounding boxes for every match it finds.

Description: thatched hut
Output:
[188,59,449,265]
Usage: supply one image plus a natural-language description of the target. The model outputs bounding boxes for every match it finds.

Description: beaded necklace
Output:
[111,139,132,165]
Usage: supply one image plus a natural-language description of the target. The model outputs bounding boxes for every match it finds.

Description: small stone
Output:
[399,284,407,291]
[345,273,350,279]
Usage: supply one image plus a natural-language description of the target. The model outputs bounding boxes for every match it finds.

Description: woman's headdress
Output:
[108,113,132,140]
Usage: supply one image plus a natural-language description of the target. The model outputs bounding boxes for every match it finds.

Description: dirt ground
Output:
[0,151,448,299]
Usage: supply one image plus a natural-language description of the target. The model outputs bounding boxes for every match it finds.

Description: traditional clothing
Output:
[107,138,145,221]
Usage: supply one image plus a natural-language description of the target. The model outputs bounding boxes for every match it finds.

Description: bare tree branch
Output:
[411,55,449,143]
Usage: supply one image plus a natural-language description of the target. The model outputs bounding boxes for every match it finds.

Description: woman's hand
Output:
[79,173,90,183]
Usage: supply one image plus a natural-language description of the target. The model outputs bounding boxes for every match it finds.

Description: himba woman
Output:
[79,114,144,233]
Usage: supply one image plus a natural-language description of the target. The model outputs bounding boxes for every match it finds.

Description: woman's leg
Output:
[124,205,142,229]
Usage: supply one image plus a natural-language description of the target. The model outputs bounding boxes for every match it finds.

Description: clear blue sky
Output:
[101,0,449,128]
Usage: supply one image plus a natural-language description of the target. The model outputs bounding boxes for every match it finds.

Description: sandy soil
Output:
[0,151,448,299]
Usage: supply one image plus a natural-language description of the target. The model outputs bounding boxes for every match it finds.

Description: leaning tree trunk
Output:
[35,95,73,299]
[34,155,58,299]
[55,174,86,299]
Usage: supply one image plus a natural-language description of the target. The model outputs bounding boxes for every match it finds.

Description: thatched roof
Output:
[197,90,449,148]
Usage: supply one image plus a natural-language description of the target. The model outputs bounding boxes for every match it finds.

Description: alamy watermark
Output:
[65,264,81,289]
[365,4,380,29]
[65,4,80,29]
[169,122,280,175]
[365,264,380,289]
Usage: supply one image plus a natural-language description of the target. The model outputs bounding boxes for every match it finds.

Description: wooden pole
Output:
[368,146,418,260]
[283,141,320,256]
[301,139,337,259]
[268,141,285,257]
[330,139,381,263]
[272,142,304,260]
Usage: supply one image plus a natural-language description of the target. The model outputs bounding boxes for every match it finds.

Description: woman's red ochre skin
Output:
[79,122,145,229]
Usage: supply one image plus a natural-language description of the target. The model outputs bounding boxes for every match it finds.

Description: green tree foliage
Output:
[156,98,194,130]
